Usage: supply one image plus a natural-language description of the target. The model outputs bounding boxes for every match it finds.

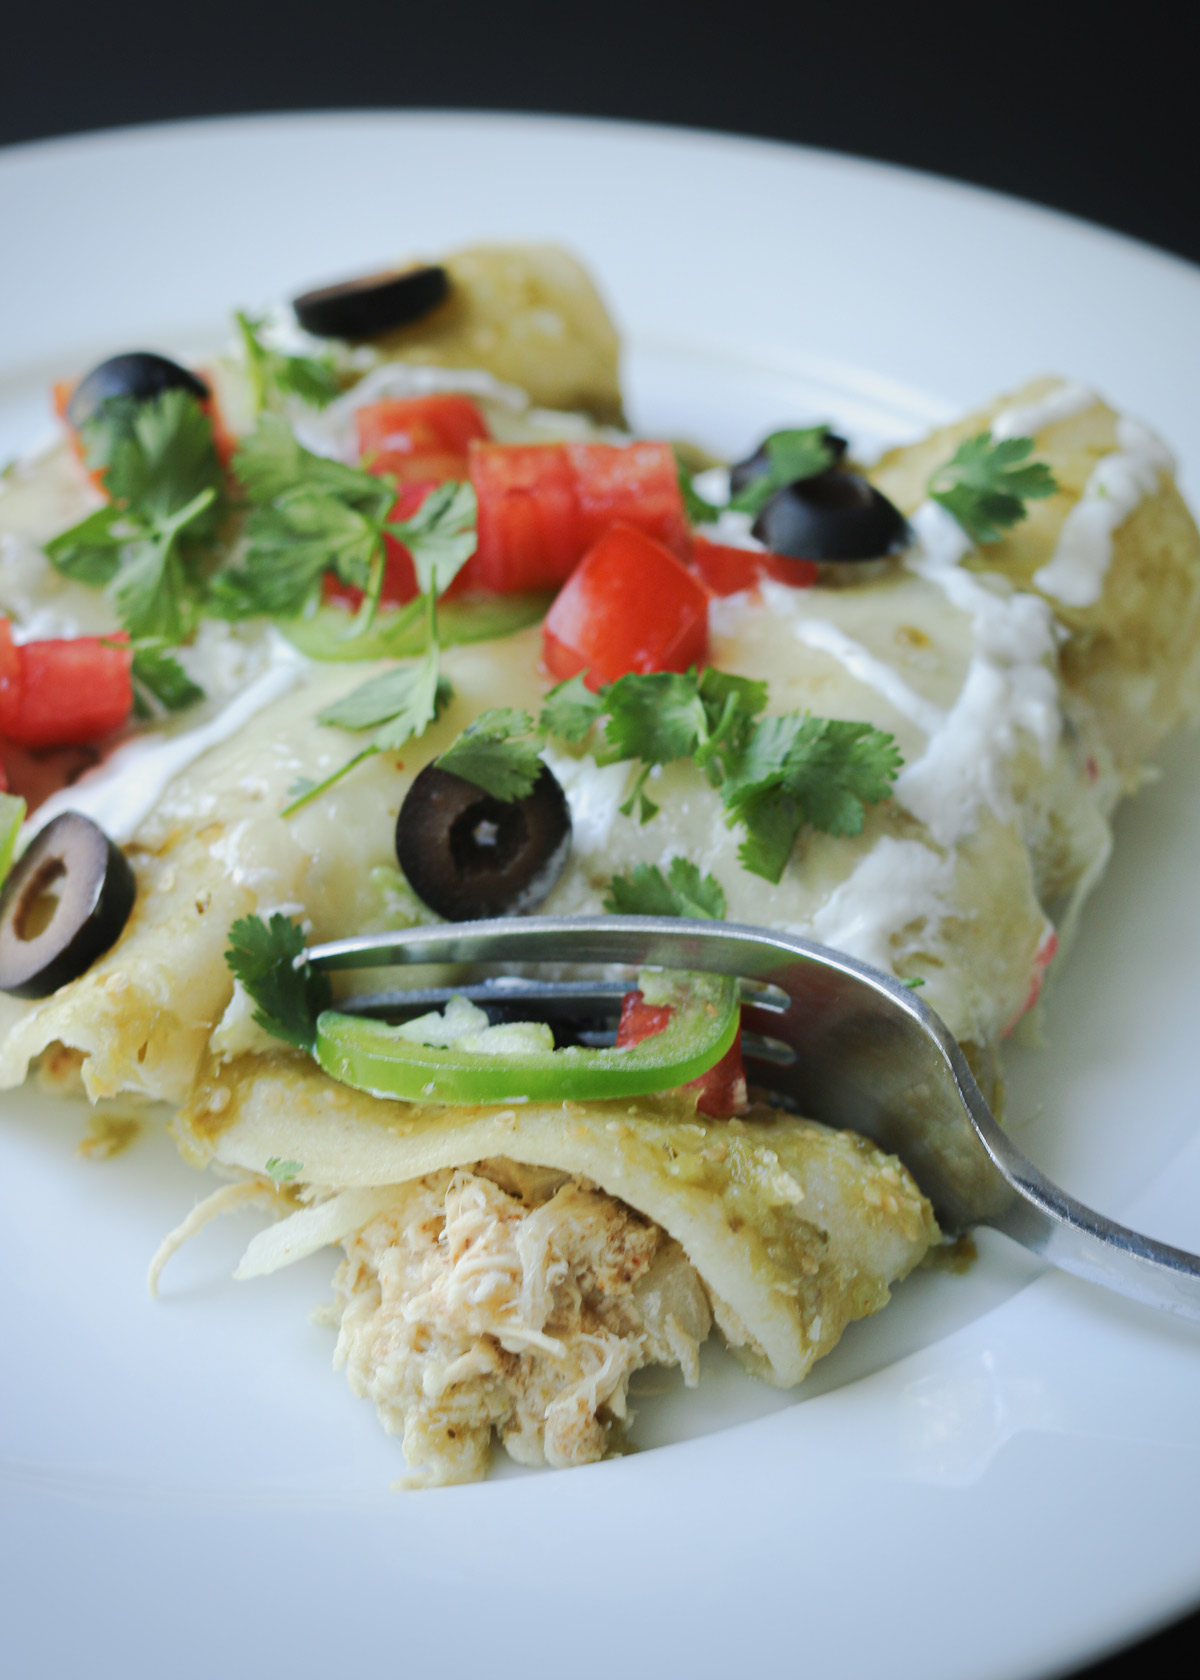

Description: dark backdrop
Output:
[2,1,1196,1675]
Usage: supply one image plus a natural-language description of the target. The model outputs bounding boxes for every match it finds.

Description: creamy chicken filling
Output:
[327,1162,712,1487]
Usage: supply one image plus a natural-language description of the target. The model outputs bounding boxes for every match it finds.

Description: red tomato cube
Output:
[468,443,582,594]
[566,441,689,559]
[356,394,489,462]
[541,523,710,688]
[0,621,132,748]
[690,535,820,596]
[615,988,748,1118]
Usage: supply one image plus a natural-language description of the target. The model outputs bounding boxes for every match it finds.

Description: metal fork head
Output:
[306,914,1200,1322]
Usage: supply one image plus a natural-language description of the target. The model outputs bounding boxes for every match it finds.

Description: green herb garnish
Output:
[264,1157,303,1184]
[436,667,901,884]
[603,858,727,920]
[235,312,341,414]
[223,416,476,629]
[927,431,1058,545]
[435,708,542,800]
[45,390,225,643]
[225,913,331,1053]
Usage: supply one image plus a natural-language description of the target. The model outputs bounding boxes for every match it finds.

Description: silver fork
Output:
[306,913,1200,1323]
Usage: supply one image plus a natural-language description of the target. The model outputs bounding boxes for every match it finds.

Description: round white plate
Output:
[3,113,1200,1680]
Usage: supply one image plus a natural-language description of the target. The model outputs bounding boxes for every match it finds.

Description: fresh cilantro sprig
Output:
[225,913,331,1053]
[283,591,454,815]
[45,390,226,643]
[264,1157,303,1184]
[433,668,901,884]
[219,415,477,629]
[927,431,1058,545]
[727,427,838,517]
[235,311,341,414]
[676,427,837,527]
[435,708,542,800]
[603,859,727,920]
[128,642,205,718]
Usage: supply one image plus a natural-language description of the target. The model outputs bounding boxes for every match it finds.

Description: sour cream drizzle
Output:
[897,502,1061,847]
[27,636,309,845]
[1033,416,1175,608]
[989,381,1100,441]
[802,836,955,974]
[782,605,947,737]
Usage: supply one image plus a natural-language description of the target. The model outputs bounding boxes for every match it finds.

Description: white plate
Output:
[3,113,1200,1680]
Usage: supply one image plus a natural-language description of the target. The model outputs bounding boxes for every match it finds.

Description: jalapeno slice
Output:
[313,971,739,1105]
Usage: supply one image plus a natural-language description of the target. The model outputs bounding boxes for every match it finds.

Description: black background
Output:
[2,1,1197,1674]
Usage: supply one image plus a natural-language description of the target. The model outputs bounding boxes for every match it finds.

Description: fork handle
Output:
[984,1147,1200,1321]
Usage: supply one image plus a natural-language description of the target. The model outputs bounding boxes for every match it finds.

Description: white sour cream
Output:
[1033,416,1175,608]
[539,748,630,859]
[989,382,1100,441]
[27,635,309,845]
[897,502,1061,847]
[803,836,954,973]
[784,607,947,737]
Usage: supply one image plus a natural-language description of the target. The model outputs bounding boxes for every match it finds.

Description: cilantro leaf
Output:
[675,448,723,525]
[264,1157,303,1184]
[129,643,205,716]
[286,610,454,815]
[435,708,542,800]
[728,427,837,517]
[603,858,727,920]
[723,714,903,881]
[386,479,478,597]
[317,650,449,738]
[927,431,1058,545]
[233,414,390,510]
[45,391,225,644]
[226,417,476,628]
[537,675,604,743]
[601,671,711,767]
[225,913,331,1053]
[236,311,341,414]
[536,664,899,884]
[43,505,124,587]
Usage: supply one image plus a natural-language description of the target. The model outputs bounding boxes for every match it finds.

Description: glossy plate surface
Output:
[2,113,1199,1680]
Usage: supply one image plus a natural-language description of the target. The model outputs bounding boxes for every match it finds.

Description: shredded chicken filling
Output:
[327,1162,712,1487]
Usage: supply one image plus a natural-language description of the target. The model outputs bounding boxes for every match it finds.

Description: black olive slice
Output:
[292,265,450,341]
[729,430,848,496]
[752,470,911,562]
[66,353,209,429]
[0,813,136,999]
[396,763,571,923]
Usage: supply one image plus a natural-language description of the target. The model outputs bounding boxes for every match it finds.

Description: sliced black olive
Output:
[66,353,209,429]
[0,813,136,999]
[396,763,571,923]
[729,430,848,496]
[293,265,450,340]
[752,470,911,562]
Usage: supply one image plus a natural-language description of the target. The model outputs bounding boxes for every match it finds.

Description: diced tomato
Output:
[615,987,748,1118]
[356,395,490,463]
[541,523,710,689]
[565,441,689,559]
[615,989,675,1046]
[690,535,820,597]
[0,619,132,748]
[467,443,581,594]
[462,440,689,595]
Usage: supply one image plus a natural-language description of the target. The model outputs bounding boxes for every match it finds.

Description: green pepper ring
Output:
[313,972,739,1105]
